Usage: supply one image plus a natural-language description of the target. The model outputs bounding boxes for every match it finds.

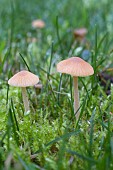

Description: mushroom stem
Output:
[21,87,30,113]
[73,76,80,119]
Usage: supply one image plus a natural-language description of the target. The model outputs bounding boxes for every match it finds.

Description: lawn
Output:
[0,0,113,169]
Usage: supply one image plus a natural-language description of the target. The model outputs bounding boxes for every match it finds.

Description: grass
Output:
[0,0,113,169]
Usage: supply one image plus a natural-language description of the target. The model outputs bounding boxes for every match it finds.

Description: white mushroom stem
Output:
[73,76,80,119]
[21,87,30,113]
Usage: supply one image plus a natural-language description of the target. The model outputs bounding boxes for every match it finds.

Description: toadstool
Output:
[74,28,88,40]
[8,70,39,113]
[32,19,45,29]
[57,57,94,120]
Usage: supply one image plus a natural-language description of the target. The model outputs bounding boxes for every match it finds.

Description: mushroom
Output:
[8,70,39,113]
[73,28,88,45]
[74,28,88,40]
[32,19,45,29]
[57,57,94,120]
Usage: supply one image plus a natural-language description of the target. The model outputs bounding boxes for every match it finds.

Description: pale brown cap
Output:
[8,70,39,87]
[74,28,87,38]
[32,19,45,29]
[57,57,94,77]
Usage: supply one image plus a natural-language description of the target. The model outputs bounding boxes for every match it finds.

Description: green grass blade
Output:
[34,130,81,154]
[97,32,108,51]
[0,131,8,147]
[66,150,97,164]
[57,73,63,105]
[19,53,30,71]
[11,99,19,131]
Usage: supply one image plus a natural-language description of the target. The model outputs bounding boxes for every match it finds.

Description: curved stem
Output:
[21,87,29,113]
[73,76,80,119]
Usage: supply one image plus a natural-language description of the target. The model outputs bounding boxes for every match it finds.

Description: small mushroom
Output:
[73,28,88,43]
[32,19,45,29]
[74,28,87,39]
[57,57,94,120]
[8,70,39,113]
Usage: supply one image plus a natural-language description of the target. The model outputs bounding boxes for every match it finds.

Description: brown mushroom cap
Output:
[8,70,39,87]
[74,28,88,38]
[57,57,94,77]
[32,19,45,29]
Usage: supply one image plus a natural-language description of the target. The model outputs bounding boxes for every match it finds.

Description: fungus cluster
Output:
[8,57,94,120]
